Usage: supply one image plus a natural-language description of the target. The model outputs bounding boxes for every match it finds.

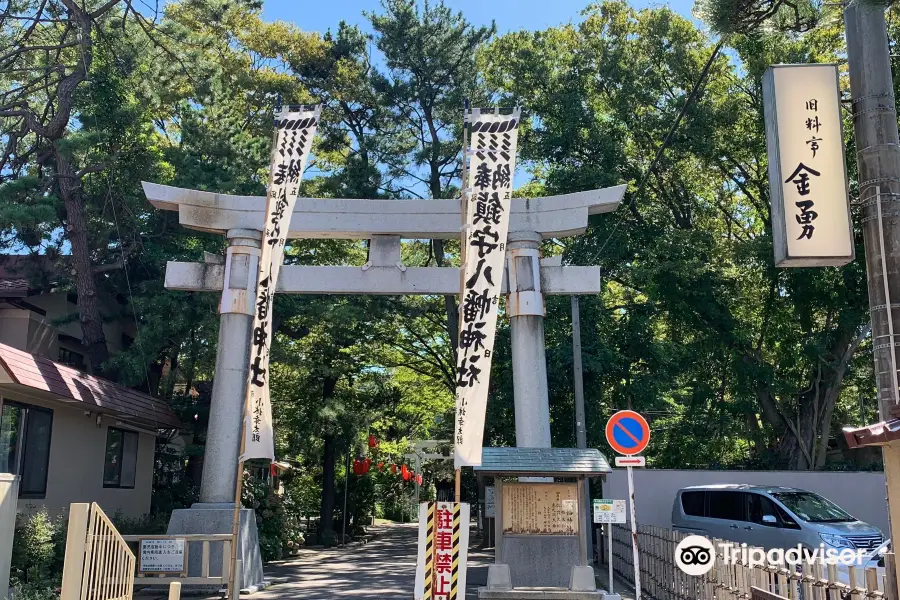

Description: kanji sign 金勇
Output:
[415,502,470,600]
[762,64,853,267]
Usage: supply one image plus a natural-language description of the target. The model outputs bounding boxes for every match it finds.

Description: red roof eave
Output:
[0,342,181,430]
[843,419,900,449]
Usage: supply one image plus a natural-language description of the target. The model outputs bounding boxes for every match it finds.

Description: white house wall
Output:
[6,392,155,519]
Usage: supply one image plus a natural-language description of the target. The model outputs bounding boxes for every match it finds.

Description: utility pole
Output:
[571,296,593,562]
[845,1,900,422]
[845,1,900,587]
[572,296,587,448]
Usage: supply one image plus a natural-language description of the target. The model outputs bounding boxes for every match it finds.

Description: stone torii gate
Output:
[143,179,623,585]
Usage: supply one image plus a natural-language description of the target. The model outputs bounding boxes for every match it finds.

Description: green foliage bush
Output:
[11,510,67,597]
[242,472,304,561]
[113,512,169,535]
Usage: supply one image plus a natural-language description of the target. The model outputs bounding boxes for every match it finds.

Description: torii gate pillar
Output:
[166,229,266,592]
[202,229,261,504]
[506,230,552,448]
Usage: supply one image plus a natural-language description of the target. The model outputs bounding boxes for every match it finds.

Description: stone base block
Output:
[487,564,513,590]
[569,566,597,592]
[166,504,264,591]
[477,588,602,600]
[501,535,580,587]
[600,594,621,600]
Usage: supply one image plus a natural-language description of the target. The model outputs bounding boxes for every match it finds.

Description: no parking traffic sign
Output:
[605,410,650,456]
[605,409,650,600]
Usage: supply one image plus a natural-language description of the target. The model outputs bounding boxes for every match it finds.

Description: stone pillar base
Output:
[487,564,513,590]
[570,566,597,592]
[166,503,264,591]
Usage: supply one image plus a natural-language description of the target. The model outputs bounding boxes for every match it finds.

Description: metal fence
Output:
[609,524,895,600]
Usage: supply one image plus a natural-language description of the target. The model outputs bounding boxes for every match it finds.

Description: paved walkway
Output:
[255,522,491,599]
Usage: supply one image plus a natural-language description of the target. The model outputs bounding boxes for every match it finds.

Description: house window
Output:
[58,347,85,369]
[103,427,138,489]
[0,401,53,498]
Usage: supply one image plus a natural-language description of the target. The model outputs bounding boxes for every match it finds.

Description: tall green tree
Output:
[482,1,873,469]
[369,0,496,354]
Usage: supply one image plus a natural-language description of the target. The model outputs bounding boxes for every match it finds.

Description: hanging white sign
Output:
[762,64,854,267]
[241,105,320,461]
[454,108,522,468]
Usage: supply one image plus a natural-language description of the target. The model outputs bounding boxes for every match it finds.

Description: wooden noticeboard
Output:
[138,538,187,575]
[502,482,578,535]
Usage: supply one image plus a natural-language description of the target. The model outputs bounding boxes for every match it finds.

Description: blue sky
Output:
[260,0,698,36]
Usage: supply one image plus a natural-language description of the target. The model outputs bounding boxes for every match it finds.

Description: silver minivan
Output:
[671,484,884,552]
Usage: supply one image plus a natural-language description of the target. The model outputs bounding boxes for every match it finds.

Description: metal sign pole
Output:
[608,523,614,594]
[627,466,640,600]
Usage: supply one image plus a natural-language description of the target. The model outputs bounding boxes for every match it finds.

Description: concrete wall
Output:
[604,469,889,536]
[4,391,155,519]
[0,292,132,367]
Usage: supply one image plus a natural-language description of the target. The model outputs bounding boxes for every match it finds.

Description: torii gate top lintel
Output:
[142,181,625,240]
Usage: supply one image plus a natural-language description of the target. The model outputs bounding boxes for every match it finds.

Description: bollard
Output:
[168,581,182,600]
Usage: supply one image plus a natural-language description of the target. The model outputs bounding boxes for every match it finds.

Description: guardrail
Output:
[60,503,235,600]
[120,534,234,591]
[608,523,894,600]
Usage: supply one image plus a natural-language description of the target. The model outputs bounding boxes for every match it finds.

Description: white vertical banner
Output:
[762,64,854,267]
[454,108,521,468]
[241,105,321,461]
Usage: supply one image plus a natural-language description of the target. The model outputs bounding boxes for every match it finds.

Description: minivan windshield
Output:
[771,492,855,523]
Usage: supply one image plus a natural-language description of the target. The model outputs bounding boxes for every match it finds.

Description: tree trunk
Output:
[319,433,338,539]
[318,376,340,540]
[752,324,867,470]
[55,145,111,375]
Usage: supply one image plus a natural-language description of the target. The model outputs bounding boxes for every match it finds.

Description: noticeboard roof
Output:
[473,447,612,476]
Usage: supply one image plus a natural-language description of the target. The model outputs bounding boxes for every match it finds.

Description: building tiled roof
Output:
[0,255,56,298]
[0,342,181,429]
[0,279,29,297]
[473,447,612,476]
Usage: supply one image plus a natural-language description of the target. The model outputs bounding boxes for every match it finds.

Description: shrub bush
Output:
[113,512,169,536]
[242,472,304,561]
[11,510,67,594]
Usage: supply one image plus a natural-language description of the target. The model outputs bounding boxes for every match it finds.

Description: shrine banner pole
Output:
[228,443,245,599]
[455,99,470,505]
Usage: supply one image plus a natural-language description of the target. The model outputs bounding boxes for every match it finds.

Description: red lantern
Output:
[402,464,410,481]
[391,464,397,475]
[352,460,364,476]
[416,474,423,485]
[368,435,379,449]
[378,462,385,471]
[363,458,371,474]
